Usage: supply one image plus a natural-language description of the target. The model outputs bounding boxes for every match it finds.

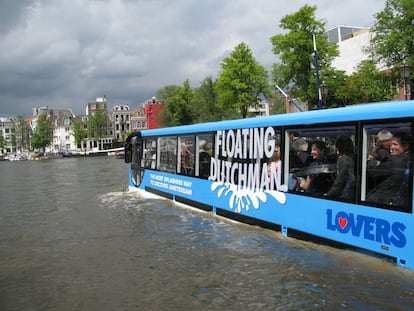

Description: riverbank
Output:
[1,148,124,161]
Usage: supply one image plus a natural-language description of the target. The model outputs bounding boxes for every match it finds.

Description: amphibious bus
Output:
[125,100,414,270]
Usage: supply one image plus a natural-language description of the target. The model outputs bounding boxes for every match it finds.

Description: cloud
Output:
[0,0,35,33]
[0,0,384,117]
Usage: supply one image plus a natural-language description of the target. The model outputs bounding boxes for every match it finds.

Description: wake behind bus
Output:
[125,100,414,270]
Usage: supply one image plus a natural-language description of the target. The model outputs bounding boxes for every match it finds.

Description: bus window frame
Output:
[195,133,214,179]
[178,135,195,176]
[142,138,157,169]
[285,122,358,201]
[360,118,413,213]
[158,136,177,173]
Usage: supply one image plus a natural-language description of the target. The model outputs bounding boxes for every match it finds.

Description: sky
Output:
[0,0,386,117]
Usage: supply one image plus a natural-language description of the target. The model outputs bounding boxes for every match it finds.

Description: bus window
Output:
[178,136,195,176]
[362,122,412,213]
[158,136,177,173]
[196,134,214,179]
[267,129,282,191]
[142,138,157,169]
[287,125,356,199]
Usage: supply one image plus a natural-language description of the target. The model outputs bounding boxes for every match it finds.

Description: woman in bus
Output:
[268,145,282,184]
[299,140,331,194]
[290,138,311,169]
[324,136,355,200]
[367,132,412,208]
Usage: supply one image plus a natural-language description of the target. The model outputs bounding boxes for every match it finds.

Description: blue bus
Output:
[125,100,414,270]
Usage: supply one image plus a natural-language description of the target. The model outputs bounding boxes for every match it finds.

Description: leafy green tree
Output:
[31,112,53,152]
[192,76,226,122]
[11,133,16,152]
[269,95,287,115]
[317,67,348,108]
[156,85,181,102]
[370,0,414,100]
[72,118,87,150]
[88,110,109,150]
[156,85,181,126]
[216,42,269,118]
[14,116,31,152]
[0,131,4,152]
[370,0,414,68]
[336,60,396,105]
[270,5,339,108]
[163,79,194,126]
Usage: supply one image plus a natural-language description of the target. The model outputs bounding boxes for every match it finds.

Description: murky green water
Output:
[1,157,413,310]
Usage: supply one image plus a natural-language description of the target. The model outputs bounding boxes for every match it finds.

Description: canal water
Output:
[1,157,414,310]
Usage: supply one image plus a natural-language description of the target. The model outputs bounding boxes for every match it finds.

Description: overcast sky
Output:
[0,0,385,117]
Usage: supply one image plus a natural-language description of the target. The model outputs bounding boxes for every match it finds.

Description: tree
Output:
[31,112,53,152]
[269,95,287,115]
[192,76,225,122]
[156,85,181,127]
[336,60,396,104]
[156,85,181,102]
[370,0,414,68]
[270,5,339,108]
[317,66,348,108]
[163,79,194,126]
[0,131,4,154]
[88,110,109,150]
[72,118,87,150]
[14,116,31,152]
[370,0,414,100]
[216,42,269,118]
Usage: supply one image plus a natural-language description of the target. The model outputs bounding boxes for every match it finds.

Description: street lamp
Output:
[320,82,328,108]
[400,63,412,100]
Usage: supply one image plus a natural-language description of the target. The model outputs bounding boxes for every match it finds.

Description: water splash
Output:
[211,181,286,213]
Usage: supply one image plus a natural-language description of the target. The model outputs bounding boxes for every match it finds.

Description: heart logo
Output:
[338,217,348,229]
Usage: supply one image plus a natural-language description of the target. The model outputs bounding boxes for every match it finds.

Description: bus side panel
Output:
[134,169,414,269]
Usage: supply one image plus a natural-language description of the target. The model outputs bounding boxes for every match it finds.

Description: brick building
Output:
[144,97,164,129]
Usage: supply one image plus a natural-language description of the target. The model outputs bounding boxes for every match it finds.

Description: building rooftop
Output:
[326,25,371,43]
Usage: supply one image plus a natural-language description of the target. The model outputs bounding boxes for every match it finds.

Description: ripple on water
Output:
[2,159,414,310]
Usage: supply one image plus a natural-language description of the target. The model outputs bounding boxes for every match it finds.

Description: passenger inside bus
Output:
[366,130,393,192]
[180,142,194,175]
[290,138,310,169]
[375,129,393,164]
[298,140,333,194]
[198,140,211,179]
[367,131,412,208]
[268,145,281,176]
[289,131,299,144]
[324,136,355,200]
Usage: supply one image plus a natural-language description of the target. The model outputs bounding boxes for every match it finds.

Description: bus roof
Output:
[140,100,414,137]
